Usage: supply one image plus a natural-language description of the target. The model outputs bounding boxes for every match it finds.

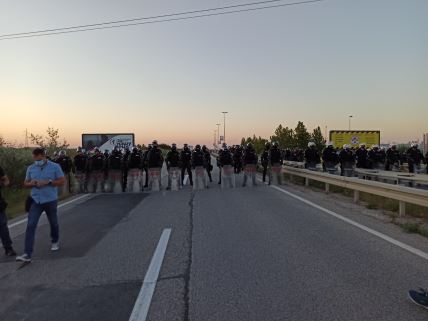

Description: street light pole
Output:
[222,112,228,144]
[348,115,353,131]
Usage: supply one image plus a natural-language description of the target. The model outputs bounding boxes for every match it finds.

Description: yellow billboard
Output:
[329,131,380,148]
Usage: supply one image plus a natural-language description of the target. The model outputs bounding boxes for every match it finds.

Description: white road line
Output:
[269,184,428,261]
[7,194,91,229]
[129,228,172,321]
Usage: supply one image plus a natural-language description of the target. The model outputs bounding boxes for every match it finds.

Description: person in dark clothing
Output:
[142,145,152,188]
[73,147,88,193]
[0,166,16,256]
[426,151,428,174]
[56,150,73,193]
[368,145,385,169]
[180,144,193,186]
[191,145,205,168]
[242,143,258,187]
[233,145,243,174]
[385,144,401,171]
[87,147,106,193]
[269,142,283,185]
[261,142,270,183]
[127,147,143,191]
[202,145,213,182]
[355,144,369,169]
[146,141,164,189]
[322,142,339,172]
[304,142,321,170]
[122,147,131,192]
[339,145,355,176]
[407,144,424,173]
[107,147,124,192]
[166,144,181,189]
[218,145,234,187]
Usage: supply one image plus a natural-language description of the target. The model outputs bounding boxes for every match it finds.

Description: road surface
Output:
[1,166,428,321]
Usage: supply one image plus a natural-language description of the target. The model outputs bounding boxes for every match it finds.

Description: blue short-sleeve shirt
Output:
[25,160,64,204]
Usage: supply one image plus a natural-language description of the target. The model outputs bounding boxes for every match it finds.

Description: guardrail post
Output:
[305,177,309,187]
[353,190,360,203]
[325,183,330,193]
[399,201,406,217]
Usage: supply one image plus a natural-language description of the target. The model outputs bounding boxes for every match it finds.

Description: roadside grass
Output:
[282,173,428,237]
[3,188,30,219]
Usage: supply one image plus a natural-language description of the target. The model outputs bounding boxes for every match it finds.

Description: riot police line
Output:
[293,142,427,177]
[49,140,427,195]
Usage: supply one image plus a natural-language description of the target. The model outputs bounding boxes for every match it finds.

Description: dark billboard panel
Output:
[82,133,135,151]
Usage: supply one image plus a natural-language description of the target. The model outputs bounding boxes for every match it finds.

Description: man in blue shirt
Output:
[16,148,65,263]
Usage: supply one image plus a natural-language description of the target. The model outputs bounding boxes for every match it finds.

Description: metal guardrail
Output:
[282,166,428,217]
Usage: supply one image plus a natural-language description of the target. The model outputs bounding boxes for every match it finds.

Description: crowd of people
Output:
[288,142,428,176]
[45,140,428,194]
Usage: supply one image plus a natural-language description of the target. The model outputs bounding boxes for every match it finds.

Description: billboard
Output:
[82,133,135,151]
[329,131,380,148]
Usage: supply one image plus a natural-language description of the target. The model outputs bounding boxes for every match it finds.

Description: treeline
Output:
[241,121,325,154]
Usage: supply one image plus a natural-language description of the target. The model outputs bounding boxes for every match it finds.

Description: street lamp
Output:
[222,112,228,144]
[348,115,353,131]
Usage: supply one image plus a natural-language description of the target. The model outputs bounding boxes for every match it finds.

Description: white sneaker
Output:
[51,242,60,251]
[16,254,32,262]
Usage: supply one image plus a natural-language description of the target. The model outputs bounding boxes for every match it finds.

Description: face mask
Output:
[35,159,45,166]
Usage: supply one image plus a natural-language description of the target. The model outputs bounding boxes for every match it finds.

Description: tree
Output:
[241,135,268,154]
[0,136,6,147]
[311,126,326,151]
[29,127,69,155]
[270,124,294,149]
[294,121,311,149]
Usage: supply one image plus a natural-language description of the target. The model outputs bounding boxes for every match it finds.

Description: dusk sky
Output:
[1,0,427,147]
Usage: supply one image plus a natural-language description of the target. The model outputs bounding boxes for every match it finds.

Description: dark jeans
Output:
[25,200,59,257]
[181,165,193,185]
[0,208,12,250]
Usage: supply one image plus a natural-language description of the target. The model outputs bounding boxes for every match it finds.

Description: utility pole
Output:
[348,115,353,131]
[222,112,228,144]
[25,128,29,148]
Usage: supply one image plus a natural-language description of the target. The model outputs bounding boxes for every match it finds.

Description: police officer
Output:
[127,147,143,191]
[261,142,270,183]
[56,150,73,193]
[218,144,234,186]
[166,143,181,189]
[385,144,401,171]
[304,142,321,170]
[368,145,385,169]
[88,147,106,193]
[355,143,369,169]
[339,144,355,176]
[73,147,89,193]
[146,140,164,188]
[191,145,205,168]
[269,142,283,185]
[122,147,131,192]
[233,145,243,174]
[142,145,152,188]
[107,147,124,192]
[322,142,339,172]
[180,143,193,186]
[406,143,424,173]
[242,143,258,186]
[202,145,213,183]
[425,151,428,174]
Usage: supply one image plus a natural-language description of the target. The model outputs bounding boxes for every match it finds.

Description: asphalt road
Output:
[1,166,428,321]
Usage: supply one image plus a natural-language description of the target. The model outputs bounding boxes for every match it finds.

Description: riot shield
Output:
[74,171,87,193]
[193,166,207,190]
[221,165,235,189]
[128,168,142,193]
[149,167,162,192]
[108,170,122,193]
[270,164,282,185]
[169,167,181,191]
[242,164,257,187]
